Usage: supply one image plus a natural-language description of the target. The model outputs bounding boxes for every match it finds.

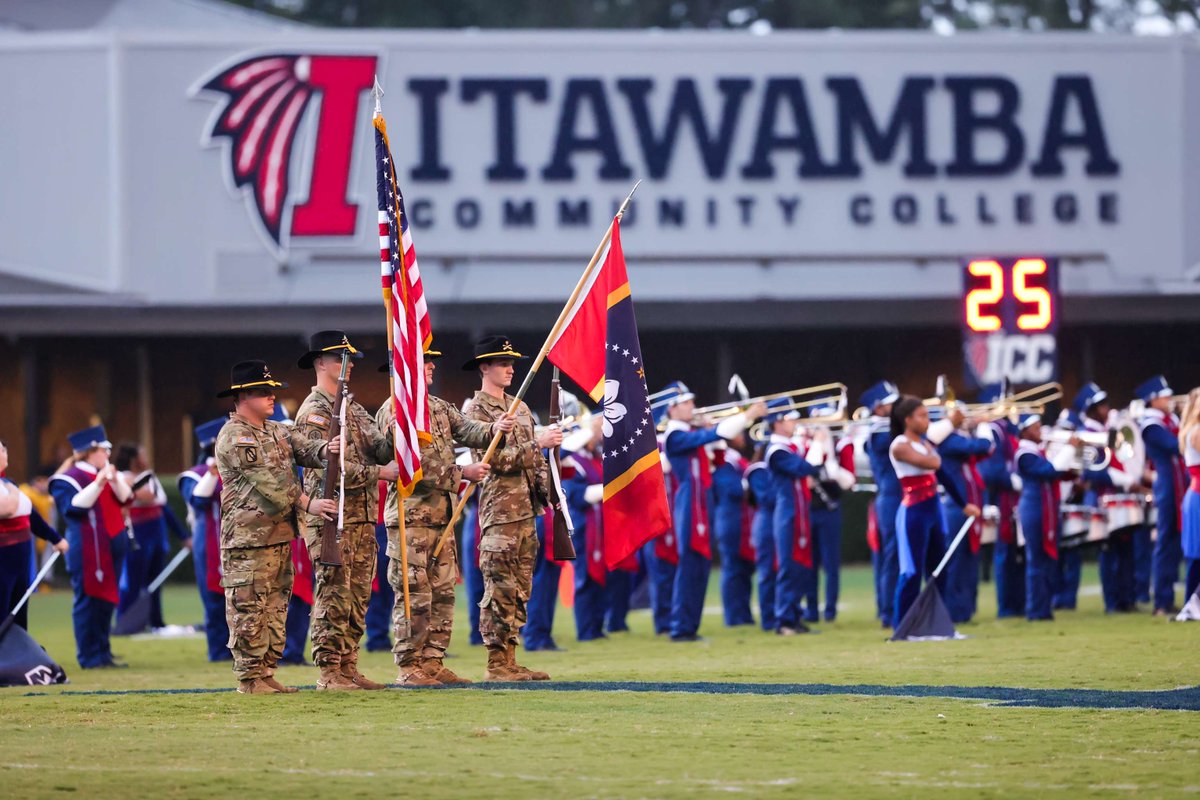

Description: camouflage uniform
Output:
[376,396,493,672]
[294,387,393,672]
[214,412,327,682]
[466,391,550,652]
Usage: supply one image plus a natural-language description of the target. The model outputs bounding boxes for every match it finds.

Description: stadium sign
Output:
[192,45,1124,258]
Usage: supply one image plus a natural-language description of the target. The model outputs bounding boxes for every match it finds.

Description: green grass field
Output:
[2,564,1198,799]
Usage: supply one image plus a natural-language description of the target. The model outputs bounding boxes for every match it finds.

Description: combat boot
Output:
[316,665,362,691]
[421,658,473,685]
[507,642,550,681]
[237,678,280,695]
[261,675,299,694]
[341,660,387,691]
[395,663,442,686]
[483,645,530,682]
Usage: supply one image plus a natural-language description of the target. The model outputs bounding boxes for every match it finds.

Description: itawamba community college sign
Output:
[192,44,1125,259]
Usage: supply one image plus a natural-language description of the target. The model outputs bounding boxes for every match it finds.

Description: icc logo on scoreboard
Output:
[962,257,1060,388]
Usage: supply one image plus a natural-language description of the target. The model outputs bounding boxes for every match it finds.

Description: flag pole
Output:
[432,179,641,559]
[374,75,412,620]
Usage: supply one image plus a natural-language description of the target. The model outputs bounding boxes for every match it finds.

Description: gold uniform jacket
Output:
[374,395,494,531]
[295,386,394,527]
[214,413,327,549]
[465,391,549,528]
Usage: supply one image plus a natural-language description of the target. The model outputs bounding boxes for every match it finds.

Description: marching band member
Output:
[1051,405,1085,610]
[461,490,485,646]
[0,440,67,631]
[1178,389,1200,603]
[745,446,776,632]
[765,398,823,635]
[889,396,978,627]
[115,441,191,631]
[1135,376,1189,615]
[861,381,902,627]
[1075,383,1139,613]
[562,415,607,641]
[976,389,1025,618]
[661,381,765,641]
[49,425,134,668]
[364,481,395,653]
[711,436,755,627]
[1015,414,1078,621]
[933,405,993,624]
[645,400,678,635]
[523,510,565,652]
[178,418,231,661]
[803,404,857,623]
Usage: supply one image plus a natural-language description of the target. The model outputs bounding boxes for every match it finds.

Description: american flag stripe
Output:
[374,113,430,494]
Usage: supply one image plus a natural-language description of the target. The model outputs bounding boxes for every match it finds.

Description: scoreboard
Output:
[961,257,1060,389]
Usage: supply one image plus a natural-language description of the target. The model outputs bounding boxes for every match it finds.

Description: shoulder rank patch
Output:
[237,436,256,445]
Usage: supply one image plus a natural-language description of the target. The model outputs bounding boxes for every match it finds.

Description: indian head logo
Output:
[192,52,380,254]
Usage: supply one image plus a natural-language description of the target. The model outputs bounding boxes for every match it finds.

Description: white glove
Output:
[926,418,955,446]
[193,468,220,499]
[584,484,604,505]
[71,475,106,509]
[715,412,750,440]
[1010,474,1023,493]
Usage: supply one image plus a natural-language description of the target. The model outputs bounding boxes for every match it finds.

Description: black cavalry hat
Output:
[216,359,288,399]
[379,344,444,373]
[297,330,364,370]
[461,335,527,371]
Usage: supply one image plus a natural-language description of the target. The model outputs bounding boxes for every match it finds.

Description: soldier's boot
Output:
[507,642,550,681]
[261,675,299,694]
[316,665,363,691]
[483,645,530,682]
[237,678,280,695]
[421,658,473,685]
[395,663,442,686]
[341,659,387,691]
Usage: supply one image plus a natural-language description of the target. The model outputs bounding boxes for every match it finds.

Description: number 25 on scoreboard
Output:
[962,257,1059,334]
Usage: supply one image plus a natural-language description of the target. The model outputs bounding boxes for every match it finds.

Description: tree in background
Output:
[232,0,1199,33]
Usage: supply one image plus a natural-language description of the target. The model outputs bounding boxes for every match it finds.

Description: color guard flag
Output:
[548,219,671,567]
[374,111,431,493]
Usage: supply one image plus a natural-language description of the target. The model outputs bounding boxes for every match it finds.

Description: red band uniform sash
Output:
[655,470,680,565]
[1039,447,1060,560]
[202,467,224,594]
[688,449,713,559]
[786,443,813,568]
[291,538,314,605]
[1189,465,1200,493]
[64,466,126,604]
[964,456,986,553]
[1163,416,1189,532]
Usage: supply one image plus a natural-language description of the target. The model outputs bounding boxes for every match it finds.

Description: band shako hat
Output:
[859,381,900,412]
[1071,381,1108,414]
[297,330,363,370]
[216,359,288,398]
[461,335,526,371]
[1134,375,1172,404]
[194,418,226,448]
[380,344,443,373]
[67,424,111,453]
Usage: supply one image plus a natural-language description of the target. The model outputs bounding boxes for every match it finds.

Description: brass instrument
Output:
[659,382,847,432]
[747,392,852,443]
[1041,427,1118,471]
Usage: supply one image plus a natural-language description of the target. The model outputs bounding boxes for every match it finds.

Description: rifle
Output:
[548,368,577,561]
[318,352,351,567]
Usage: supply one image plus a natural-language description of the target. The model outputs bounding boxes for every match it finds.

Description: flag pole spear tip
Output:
[371,74,384,114]
[616,179,641,220]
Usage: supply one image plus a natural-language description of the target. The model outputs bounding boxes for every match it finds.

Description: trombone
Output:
[747,396,851,443]
[693,382,847,420]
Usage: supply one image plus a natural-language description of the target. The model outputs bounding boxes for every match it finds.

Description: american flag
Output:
[374,113,431,493]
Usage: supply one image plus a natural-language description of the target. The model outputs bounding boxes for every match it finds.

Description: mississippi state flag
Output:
[548,219,671,567]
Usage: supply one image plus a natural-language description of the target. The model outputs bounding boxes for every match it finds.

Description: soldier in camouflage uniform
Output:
[375,345,514,686]
[213,359,340,695]
[462,336,563,682]
[294,331,398,691]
